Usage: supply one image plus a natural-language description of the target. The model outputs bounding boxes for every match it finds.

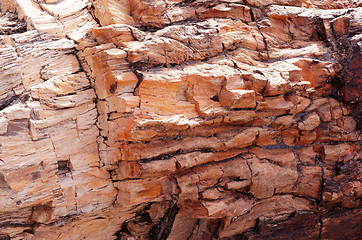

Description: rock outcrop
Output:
[0,0,361,239]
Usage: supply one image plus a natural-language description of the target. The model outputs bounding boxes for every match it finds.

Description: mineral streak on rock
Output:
[0,0,361,239]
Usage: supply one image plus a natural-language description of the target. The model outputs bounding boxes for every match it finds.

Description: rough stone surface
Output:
[0,0,361,239]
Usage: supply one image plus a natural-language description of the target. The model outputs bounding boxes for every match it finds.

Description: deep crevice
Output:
[313,17,330,46]
[149,202,180,240]
[0,94,17,111]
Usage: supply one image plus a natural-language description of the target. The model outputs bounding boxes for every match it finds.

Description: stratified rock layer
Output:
[0,0,361,239]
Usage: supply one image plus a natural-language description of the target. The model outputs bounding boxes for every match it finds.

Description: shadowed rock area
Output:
[0,0,361,239]
[0,12,26,35]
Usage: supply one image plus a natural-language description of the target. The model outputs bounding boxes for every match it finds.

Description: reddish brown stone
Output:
[243,212,321,240]
[1,0,361,239]
[321,209,362,240]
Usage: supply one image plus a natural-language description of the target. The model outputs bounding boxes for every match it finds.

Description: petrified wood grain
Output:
[0,0,361,239]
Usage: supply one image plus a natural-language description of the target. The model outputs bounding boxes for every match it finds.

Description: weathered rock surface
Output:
[0,0,361,239]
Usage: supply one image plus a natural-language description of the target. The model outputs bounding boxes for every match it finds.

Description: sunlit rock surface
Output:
[0,0,361,239]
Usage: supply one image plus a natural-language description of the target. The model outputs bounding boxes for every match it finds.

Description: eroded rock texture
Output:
[0,0,361,239]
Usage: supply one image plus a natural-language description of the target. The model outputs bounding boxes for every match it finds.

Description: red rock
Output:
[247,156,298,199]
[321,209,362,240]
[299,130,317,145]
[256,128,279,146]
[244,212,321,240]
[293,166,323,198]
[339,116,357,132]
[272,115,296,129]
[316,103,332,122]
[298,112,320,130]
[220,195,313,238]
[114,177,178,206]
[257,95,294,112]
[322,143,354,164]
[249,147,297,168]
[219,89,256,109]
[1,0,361,239]
[280,128,299,146]
[287,94,311,114]
[297,146,318,164]
[197,3,252,22]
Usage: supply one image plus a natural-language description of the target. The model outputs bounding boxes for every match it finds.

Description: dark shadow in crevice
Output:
[0,11,27,35]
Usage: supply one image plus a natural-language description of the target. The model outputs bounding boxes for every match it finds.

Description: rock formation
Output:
[0,0,361,239]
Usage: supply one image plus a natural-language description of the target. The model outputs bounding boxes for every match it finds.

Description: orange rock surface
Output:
[0,0,361,239]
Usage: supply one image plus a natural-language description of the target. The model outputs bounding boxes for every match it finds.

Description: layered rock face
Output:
[0,0,361,239]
